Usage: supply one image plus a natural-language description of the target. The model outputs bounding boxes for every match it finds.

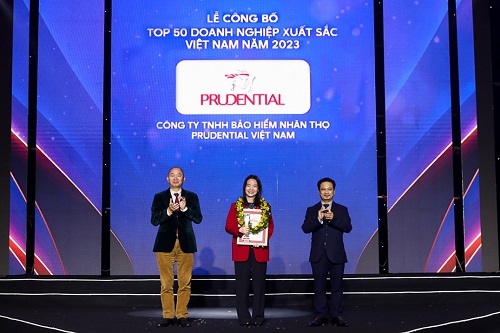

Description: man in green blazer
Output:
[151,167,203,328]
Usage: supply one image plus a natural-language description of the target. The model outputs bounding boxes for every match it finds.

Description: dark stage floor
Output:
[1,275,500,333]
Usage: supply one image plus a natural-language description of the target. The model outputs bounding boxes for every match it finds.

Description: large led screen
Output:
[376,0,479,273]
[110,0,378,275]
[10,0,105,275]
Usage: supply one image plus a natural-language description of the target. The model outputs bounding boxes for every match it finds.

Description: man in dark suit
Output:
[302,177,352,327]
[151,167,203,328]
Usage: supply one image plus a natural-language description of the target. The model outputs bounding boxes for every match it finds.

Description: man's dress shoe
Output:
[308,316,328,327]
[332,316,349,327]
[177,318,191,327]
[157,318,175,327]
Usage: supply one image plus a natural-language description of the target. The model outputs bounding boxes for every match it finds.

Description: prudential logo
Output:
[176,60,311,115]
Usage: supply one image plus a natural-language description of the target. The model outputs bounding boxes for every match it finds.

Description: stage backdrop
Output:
[381,0,480,273]
[8,0,478,275]
[110,0,377,275]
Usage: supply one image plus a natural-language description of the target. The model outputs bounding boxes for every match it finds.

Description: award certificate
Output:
[237,208,268,246]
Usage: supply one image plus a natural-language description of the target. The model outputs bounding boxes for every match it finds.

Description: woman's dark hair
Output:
[242,174,263,204]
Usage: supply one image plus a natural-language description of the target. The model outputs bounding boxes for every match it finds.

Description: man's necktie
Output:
[174,193,180,207]
[323,204,329,224]
[174,193,179,235]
